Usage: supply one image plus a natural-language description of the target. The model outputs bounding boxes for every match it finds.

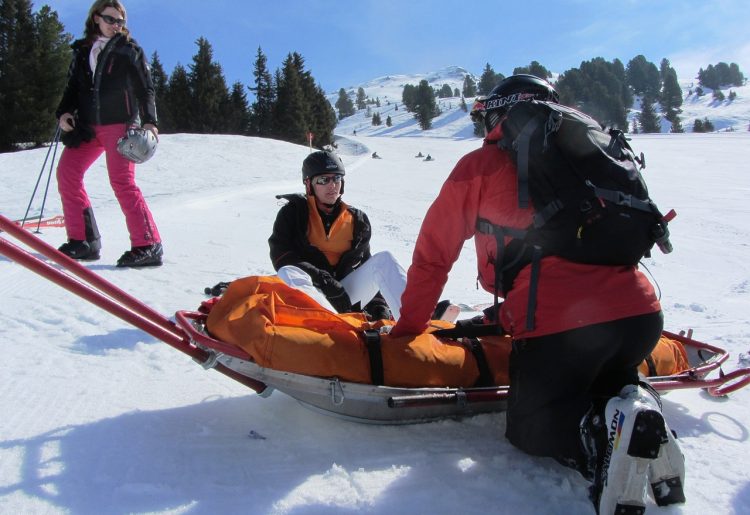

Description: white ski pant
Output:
[277,251,407,320]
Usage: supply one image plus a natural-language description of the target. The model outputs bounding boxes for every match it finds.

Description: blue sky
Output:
[47,0,750,95]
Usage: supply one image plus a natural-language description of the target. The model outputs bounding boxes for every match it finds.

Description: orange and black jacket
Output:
[269,193,387,313]
[56,34,157,127]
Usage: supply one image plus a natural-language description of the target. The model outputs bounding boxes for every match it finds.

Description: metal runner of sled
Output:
[2,213,750,425]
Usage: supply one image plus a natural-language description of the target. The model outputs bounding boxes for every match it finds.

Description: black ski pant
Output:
[504,311,663,474]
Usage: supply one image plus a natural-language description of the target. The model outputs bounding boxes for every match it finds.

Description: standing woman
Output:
[55,0,163,267]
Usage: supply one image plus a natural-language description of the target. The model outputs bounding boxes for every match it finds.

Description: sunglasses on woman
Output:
[313,174,343,186]
[99,13,126,26]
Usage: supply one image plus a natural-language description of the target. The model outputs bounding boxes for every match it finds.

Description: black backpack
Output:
[476,100,674,330]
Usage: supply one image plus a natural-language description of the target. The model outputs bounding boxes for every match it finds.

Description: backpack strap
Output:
[525,246,543,331]
[505,104,564,210]
[513,116,541,209]
[584,180,656,213]
[476,218,545,332]
[532,198,564,228]
[476,218,528,295]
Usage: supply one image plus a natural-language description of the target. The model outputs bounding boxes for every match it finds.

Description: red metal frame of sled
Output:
[0,214,267,394]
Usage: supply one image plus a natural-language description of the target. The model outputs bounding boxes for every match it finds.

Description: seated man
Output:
[269,150,406,320]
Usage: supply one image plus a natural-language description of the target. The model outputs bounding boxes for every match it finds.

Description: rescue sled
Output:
[2,213,750,425]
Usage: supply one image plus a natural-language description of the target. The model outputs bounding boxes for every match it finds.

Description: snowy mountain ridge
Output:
[329,65,750,138]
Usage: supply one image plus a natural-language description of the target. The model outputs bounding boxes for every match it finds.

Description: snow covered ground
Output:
[2,88,750,513]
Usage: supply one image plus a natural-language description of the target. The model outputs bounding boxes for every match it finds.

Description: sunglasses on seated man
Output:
[312,174,343,186]
[99,13,126,26]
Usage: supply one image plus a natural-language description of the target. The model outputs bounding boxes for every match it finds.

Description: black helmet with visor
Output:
[470,74,559,134]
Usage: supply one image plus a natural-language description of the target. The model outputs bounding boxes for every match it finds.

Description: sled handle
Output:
[705,368,750,397]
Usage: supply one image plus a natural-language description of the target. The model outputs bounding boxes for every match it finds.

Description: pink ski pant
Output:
[56,123,160,246]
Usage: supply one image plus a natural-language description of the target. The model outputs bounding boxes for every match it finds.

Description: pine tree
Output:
[699,62,745,89]
[149,51,171,132]
[414,79,437,130]
[626,55,661,98]
[692,119,703,133]
[386,115,392,127]
[26,5,70,146]
[188,37,230,133]
[224,81,250,135]
[335,87,355,119]
[272,53,307,144]
[402,84,417,112]
[0,0,37,150]
[164,64,192,132]
[438,84,452,98]
[478,63,502,95]
[249,46,275,137]
[513,61,552,79]
[659,59,682,114]
[668,114,683,133]
[290,52,335,147]
[556,57,631,129]
[639,96,660,133]
[355,87,367,110]
[462,75,476,97]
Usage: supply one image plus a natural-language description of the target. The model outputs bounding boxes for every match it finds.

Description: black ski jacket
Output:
[269,193,388,314]
[56,34,157,127]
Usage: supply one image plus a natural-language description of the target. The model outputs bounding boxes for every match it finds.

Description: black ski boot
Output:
[58,239,101,260]
[116,243,163,268]
[58,207,102,260]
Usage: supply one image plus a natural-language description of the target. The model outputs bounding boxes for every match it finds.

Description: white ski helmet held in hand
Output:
[117,127,158,163]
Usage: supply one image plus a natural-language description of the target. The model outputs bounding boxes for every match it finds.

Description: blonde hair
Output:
[84,0,131,41]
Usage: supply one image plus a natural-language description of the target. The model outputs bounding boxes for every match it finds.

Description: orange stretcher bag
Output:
[205,276,687,388]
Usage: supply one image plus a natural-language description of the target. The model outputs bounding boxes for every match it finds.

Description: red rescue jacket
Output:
[392,130,660,338]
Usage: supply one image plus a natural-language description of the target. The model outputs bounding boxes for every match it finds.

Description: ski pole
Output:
[34,127,62,233]
[21,125,61,230]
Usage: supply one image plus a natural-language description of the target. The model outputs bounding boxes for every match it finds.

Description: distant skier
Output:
[415,152,424,158]
[423,154,433,161]
[371,152,381,159]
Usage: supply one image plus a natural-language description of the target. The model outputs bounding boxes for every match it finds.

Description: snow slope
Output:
[2,127,750,514]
